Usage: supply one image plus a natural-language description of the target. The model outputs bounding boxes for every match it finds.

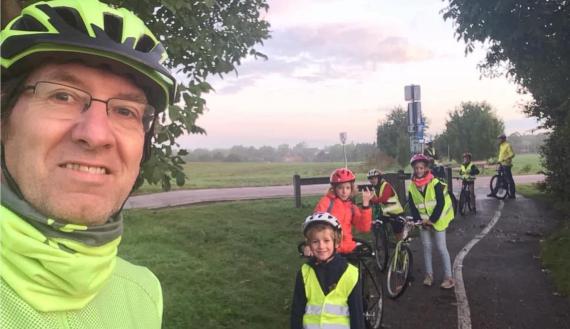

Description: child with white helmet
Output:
[290,212,365,329]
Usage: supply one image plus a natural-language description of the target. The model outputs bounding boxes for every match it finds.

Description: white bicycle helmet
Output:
[367,169,382,178]
[302,212,342,236]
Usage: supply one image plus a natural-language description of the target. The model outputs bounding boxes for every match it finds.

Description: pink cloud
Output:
[271,23,433,64]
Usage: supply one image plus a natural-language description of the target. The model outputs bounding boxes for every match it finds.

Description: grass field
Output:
[120,196,321,329]
[136,161,371,194]
[136,153,543,194]
[517,183,570,296]
[476,153,544,176]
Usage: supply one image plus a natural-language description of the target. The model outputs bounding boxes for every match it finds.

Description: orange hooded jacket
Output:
[314,192,372,254]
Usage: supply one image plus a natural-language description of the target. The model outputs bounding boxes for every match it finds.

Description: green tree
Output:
[376,106,410,167]
[437,101,504,162]
[441,0,569,203]
[3,0,271,191]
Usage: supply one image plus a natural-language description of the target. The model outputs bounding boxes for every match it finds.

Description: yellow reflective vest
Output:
[460,163,475,181]
[302,263,358,329]
[377,181,404,216]
[498,141,515,166]
[409,178,454,231]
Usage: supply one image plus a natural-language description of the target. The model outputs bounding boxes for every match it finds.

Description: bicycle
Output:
[383,216,422,299]
[298,239,384,329]
[371,201,410,273]
[489,165,511,200]
[454,176,476,215]
[371,215,392,273]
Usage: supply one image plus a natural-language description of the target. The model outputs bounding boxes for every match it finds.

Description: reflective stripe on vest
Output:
[409,178,454,231]
[304,324,353,329]
[301,263,358,329]
[378,181,404,216]
[460,163,474,180]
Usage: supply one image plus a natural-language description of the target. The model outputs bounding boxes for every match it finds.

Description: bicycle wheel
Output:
[490,175,508,199]
[386,245,413,299]
[459,190,467,216]
[362,263,383,329]
[373,224,389,272]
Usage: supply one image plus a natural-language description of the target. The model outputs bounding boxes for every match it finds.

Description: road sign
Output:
[404,85,421,101]
[339,132,347,144]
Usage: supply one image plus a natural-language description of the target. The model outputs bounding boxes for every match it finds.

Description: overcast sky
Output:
[179,0,539,150]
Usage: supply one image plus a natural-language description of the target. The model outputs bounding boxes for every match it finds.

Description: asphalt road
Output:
[380,189,570,329]
[125,174,545,209]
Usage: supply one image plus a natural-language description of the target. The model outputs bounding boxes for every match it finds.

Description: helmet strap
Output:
[1,144,26,200]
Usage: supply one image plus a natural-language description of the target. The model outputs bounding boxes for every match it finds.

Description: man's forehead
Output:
[27,62,147,101]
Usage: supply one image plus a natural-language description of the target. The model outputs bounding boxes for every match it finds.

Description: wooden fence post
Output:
[293,174,301,208]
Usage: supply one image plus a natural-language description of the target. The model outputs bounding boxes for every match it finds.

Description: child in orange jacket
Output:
[312,168,373,254]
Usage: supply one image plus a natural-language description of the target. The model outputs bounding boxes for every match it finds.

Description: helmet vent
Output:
[11,14,47,32]
[103,13,123,43]
[54,7,88,35]
[135,34,156,53]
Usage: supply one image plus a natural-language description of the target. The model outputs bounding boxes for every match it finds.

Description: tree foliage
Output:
[183,143,379,163]
[4,0,271,191]
[435,101,504,162]
[442,0,569,127]
[442,0,569,200]
[376,106,410,167]
[110,0,270,191]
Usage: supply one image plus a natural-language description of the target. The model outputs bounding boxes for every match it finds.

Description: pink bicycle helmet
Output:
[410,154,430,166]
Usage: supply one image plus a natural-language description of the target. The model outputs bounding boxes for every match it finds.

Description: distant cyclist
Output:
[459,153,480,211]
[424,140,445,179]
[488,134,516,199]
[367,169,405,240]
[424,141,439,166]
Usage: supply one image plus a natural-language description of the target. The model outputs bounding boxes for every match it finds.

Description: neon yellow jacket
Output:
[498,141,515,166]
[0,205,163,329]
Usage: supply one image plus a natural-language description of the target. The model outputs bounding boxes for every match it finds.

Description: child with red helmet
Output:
[312,168,373,254]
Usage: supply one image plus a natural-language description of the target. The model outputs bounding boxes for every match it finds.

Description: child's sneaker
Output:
[440,278,455,289]
[423,274,433,287]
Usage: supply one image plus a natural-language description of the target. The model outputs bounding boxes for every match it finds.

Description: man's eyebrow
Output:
[42,71,86,88]
[114,92,148,103]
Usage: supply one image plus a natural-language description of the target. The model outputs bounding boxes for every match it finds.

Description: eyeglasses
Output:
[22,81,156,133]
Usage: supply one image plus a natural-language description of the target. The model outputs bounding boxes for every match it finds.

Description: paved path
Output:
[125,174,545,209]
[380,192,570,329]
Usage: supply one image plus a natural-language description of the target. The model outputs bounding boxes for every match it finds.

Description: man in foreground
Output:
[1,0,176,327]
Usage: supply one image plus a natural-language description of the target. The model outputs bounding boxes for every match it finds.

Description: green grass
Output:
[517,183,570,296]
[136,161,370,194]
[119,196,321,329]
[465,153,544,176]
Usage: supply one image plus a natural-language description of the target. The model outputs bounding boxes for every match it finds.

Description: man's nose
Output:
[70,101,115,150]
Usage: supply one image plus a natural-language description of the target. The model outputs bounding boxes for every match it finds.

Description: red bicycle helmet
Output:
[410,154,430,166]
[330,168,356,184]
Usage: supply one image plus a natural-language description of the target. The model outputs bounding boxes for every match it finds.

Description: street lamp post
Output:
[339,132,348,168]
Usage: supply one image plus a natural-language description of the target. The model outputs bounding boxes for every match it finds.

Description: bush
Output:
[541,117,570,209]
[519,164,532,174]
